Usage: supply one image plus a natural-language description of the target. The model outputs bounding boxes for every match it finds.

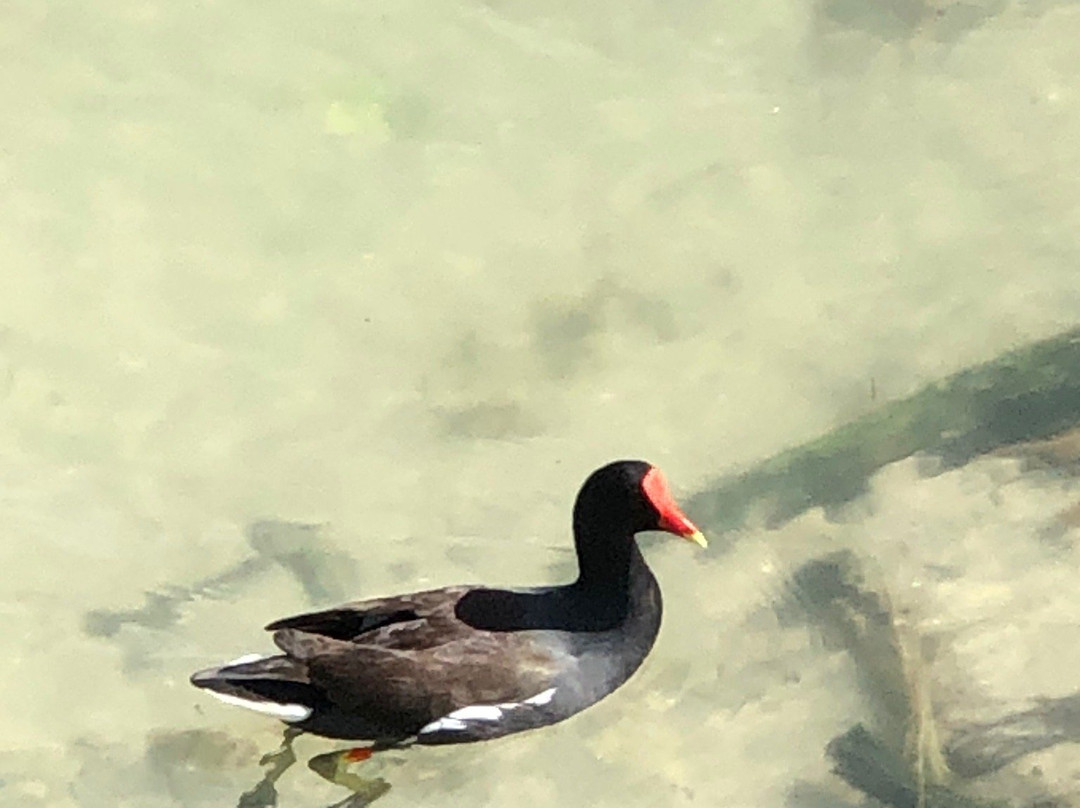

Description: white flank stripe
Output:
[208,690,312,722]
[523,687,556,706]
[225,653,269,667]
[417,687,558,735]
[446,704,503,721]
[419,716,468,734]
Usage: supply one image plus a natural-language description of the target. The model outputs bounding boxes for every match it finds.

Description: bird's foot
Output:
[237,727,302,808]
[308,747,391,808]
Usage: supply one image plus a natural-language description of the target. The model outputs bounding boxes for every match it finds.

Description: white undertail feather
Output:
[225,653,270,666]
[207,690,313,722]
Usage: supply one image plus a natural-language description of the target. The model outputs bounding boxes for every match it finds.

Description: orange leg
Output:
[308,746,391,807]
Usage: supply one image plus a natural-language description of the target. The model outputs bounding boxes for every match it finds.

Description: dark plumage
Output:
[191,460,705,747]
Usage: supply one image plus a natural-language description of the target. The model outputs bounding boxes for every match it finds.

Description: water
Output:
[3,1,1080,806]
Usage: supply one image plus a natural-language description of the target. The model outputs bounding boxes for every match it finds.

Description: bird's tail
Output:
[190,653,323,722]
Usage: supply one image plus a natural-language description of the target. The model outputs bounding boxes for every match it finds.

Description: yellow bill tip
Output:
[685,530,708,549]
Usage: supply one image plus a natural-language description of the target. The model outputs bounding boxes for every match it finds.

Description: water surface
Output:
[3,2,1080,806]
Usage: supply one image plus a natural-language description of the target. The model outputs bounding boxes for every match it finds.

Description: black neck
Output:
[452,473,654,634]
[454,522,646,633]
[572,518,635,594]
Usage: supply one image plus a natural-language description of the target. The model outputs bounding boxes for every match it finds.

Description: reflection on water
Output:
[2,0,1080,806]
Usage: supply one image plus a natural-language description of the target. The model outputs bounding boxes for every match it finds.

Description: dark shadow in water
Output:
[688,327,1080,548]
[946,693,1080,778]
[246,521,360,606]
[815,0,1007,44]
[778,550,914,750]
[83,521,361,642]
[827,725,1000,808]
[83,556,271,638]
[783,551,1078,806]
[781,552,1006,807]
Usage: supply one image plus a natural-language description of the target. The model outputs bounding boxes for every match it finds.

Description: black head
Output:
[573,460,705,546]
[457,460,706,630]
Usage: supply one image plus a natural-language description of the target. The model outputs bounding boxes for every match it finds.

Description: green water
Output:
[3,1,1080,806]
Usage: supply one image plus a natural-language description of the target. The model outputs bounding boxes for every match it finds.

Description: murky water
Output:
[3,2,1080,806]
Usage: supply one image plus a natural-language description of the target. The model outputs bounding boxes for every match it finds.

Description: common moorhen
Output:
[191,459,705,802]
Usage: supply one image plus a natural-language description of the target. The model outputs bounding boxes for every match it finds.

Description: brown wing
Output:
[265,586,473,648]
[272,609,566,732]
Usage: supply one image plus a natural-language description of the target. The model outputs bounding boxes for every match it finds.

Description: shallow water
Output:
[3,1,1080,806]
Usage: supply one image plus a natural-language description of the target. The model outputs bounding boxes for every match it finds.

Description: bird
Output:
[191,459,705,804]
